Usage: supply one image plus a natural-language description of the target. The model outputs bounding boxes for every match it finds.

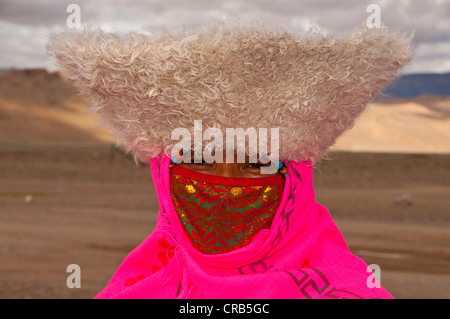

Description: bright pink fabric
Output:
[95,155,393,299]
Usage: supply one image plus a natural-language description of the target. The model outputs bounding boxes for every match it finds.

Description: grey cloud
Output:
[0,0,72,26]
[0,0,449,73]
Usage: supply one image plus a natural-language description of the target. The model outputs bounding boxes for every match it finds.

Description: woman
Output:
[47,19,413,298]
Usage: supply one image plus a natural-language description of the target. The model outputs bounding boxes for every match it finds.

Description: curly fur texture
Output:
[47,19,413,164]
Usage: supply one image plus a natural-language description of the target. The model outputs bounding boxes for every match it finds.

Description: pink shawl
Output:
[95,156,393,299]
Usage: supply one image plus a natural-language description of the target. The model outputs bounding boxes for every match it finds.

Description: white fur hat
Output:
[47,19,413,163]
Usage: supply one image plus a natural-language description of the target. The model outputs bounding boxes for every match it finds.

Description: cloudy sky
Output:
[0,0,449,74]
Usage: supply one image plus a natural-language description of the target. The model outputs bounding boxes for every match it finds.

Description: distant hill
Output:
[0,68,13,75]
[378,73,450,100]
[0,69,115,145]
[331,94,450,154]
[0,68,449,154]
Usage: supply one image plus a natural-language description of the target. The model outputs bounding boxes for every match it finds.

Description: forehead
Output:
[184,149,276,163]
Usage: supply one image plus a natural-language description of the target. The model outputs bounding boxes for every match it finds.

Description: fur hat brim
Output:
[47,20,413,163]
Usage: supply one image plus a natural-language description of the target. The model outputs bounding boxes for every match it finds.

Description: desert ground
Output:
[0,146,450,298]
[0,70,449,298]
[0,147,449,299]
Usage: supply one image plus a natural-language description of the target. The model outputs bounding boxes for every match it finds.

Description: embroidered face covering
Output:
[170,165,285,255]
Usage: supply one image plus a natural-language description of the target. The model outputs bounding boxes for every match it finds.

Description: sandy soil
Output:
[331,95,450,154]
[1,70,450,154]
[0,148,448,299]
